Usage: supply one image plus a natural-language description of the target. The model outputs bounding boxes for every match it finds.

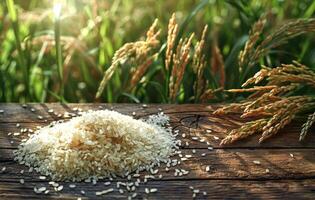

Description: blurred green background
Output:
[1,0,315,103]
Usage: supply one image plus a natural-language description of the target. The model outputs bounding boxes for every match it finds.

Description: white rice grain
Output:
[14,110,177,181]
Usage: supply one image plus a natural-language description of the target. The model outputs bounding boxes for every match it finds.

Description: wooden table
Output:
[0,103,314,199]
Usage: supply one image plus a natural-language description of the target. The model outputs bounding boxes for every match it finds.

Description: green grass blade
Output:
[6,0,17,21]
[6,0,29,100]
[177,0,209,42]
[54,10,64,102]
[224,35,248,89]
[120,92,140,103]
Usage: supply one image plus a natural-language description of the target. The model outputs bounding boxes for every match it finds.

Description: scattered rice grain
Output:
[207,146,213,150]
[253,160,261,165]
[104,181,111,186]
[96,188,114,196]
[1,167,6,172]
[150,188,157,193]
[56,185,63,191]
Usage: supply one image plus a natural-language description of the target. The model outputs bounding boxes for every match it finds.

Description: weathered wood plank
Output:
[0,103,203,123]
[0,179,315,199]
[2,121,314,149]
[0,104,314,148]
[1,104,315,199]
[1,149,315,181]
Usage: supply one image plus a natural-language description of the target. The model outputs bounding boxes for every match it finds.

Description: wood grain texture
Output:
[1,103,314,148]
[0,103,315,199]
[1,149,315,181]
[0,179,315,200]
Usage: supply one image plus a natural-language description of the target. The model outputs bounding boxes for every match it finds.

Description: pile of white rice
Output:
[14,110,177,181]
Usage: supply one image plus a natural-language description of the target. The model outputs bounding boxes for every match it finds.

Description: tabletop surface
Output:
[0,103,314,199]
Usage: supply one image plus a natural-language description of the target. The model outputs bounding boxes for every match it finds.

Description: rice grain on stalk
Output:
[200,88,223,103]
[215,61,315,144]
[193,25,208,101]
[165,13,178,71]
[300,112,315,141]
[239,13,268,73]
[96,19,160,98]
[169,33,194,101]
[239,14,315,80]
[211,43,225,87]
[129,54,157,89]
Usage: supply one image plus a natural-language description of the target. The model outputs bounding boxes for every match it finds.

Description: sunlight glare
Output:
[53,2,62,18]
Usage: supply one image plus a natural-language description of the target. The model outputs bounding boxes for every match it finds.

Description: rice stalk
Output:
[211,41,225,87]
[96,19,160,99]
[227,85,277,93]
[220,119,268,145]
[200,87,223,103]
[215,61,315,145]
[214,101,252,115]
[165,14,178,71]
[259,96,310,142]
[129,53,158,90]
[169,33,194,102]
[6,0,29,100]
[54,9,64,102]
[300,111,315,141]
[239,14,315,82]
[193,25,208,101]
[238,13,268,73]
[193,25,208,73]
[243,62,315,88]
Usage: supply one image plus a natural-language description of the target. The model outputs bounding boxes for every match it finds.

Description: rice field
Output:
[1,0,315,103]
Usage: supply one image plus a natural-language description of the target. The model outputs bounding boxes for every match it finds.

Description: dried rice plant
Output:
[193,25,208,101]
[96,19,160,98]
[129,53,158,89]
[29,34,95,82]
[300,111,315,141]
[239,13,269,73]
[165,13,179,71]
[239,14,315,78]
[211,43,225,87]
[200,87,223,103]
[19,9,50,24]
[168,33,194,101]
[192,26,225,103]
[215,61,315,145]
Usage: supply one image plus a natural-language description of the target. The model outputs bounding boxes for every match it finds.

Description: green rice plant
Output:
[96,6,315,104]
[1,0,315,103]
[5,0,29,100]
[53,3,64,102]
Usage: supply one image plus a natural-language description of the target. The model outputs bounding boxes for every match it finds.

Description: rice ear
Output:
[300,112,315,141]
[96,21,160,99]
[215,61,315,145]
[211,43,225,87]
